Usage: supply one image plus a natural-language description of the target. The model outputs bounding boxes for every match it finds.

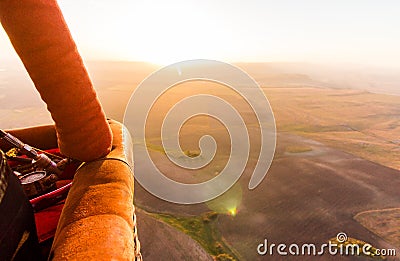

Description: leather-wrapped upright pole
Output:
[0,0,112,161]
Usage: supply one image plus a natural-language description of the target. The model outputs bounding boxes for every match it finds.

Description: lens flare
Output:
[228,207,237,217]
[206,182,242,216]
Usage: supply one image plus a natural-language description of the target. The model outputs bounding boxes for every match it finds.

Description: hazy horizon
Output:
[2,58,399,96]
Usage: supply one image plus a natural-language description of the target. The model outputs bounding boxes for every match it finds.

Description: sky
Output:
[1,0,399,67]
